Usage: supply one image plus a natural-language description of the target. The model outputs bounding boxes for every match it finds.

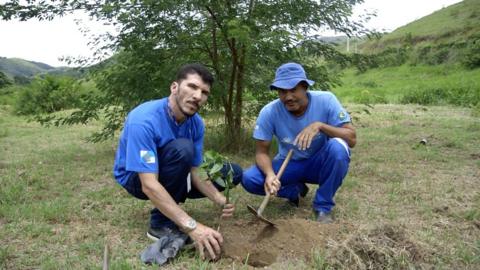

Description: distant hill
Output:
[0,57,56,78]
[359,0,480,53]
[0,57,85,80]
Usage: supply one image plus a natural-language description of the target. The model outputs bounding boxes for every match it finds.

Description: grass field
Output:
[1,102,479,269]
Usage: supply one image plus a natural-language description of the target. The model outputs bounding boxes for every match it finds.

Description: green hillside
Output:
[0,57,56,78]
[329,0,480,109]
[0,57,87,80]
[332,65,480,106]
[362,0,480,53]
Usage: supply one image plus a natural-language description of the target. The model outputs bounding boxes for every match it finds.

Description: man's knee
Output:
[161,138,194,164]
[327,138,350,162]
[229,163,243,186]
[241,166,264,194]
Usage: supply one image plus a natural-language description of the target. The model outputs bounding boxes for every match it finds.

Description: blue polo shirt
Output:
[253,91,350,160]
[113,98,204,187]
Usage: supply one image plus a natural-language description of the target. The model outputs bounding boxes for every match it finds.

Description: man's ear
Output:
[170,81,179,94]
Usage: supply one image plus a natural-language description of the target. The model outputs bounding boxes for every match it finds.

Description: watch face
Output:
[186,219,197,230]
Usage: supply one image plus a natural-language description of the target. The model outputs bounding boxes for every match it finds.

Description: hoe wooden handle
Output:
[257,149,294,215]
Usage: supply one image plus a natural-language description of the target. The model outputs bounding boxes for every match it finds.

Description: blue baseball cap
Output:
[270,62,315,90]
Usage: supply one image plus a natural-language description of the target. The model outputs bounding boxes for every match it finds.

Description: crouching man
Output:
[113,63,242,260]
[242,62,355,223]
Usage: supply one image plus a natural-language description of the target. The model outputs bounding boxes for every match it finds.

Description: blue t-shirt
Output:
[253,91,350,160]
[113,98,204,186]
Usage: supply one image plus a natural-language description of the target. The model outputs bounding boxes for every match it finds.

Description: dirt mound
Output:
[327,224,430,269]
[221,218,340,267]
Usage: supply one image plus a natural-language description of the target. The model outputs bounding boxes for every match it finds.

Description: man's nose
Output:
[192,90,202,100]
[284,91,294,99]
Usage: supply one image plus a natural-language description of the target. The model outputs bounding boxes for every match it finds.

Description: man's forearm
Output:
[256,151,275,177]
[191,168,225,205]
[139,173,192,228]
[318,122,356,148]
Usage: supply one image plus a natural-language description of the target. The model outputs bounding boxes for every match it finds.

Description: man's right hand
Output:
[264,173,280,195]
[188,223,223,260]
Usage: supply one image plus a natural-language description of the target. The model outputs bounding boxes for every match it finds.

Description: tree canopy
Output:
[1,0,369,146]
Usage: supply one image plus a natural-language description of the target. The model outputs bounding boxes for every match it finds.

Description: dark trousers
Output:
[122,138,242,229]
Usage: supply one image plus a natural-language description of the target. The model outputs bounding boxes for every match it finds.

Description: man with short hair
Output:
[113,63,242,260]
[242,62,356,223]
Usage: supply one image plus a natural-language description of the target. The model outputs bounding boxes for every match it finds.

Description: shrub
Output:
[376,47,409,67]
[462,36,480,69]
[350,53,379,73]
[401,87,480,106]
[0,85,22,106]
[0,71,12,88]
[354,90,387,105]
[14,76,84,115]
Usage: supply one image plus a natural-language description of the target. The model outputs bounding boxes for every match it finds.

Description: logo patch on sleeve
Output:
[339,111,346,121]
[140,150,156,164]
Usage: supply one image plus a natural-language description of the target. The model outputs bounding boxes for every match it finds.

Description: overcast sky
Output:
[0,0,463,67]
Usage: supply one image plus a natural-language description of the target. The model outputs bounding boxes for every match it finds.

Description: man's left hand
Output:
[221,203,235,217]
[294,122,322,150]
[215,196,235,217]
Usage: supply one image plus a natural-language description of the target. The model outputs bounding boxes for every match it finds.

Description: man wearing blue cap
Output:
[241,62,356,223]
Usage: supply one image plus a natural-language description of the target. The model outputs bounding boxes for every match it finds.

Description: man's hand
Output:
[264,173,280,195]
[294,122,322,150]
[221,203,235,218]
[214,195,236,217]
[188,223,224,260]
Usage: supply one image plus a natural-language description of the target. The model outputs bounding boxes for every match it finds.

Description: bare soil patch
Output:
[221,217,340,267]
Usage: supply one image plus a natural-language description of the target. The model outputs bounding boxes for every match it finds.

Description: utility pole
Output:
[346,36,350,52]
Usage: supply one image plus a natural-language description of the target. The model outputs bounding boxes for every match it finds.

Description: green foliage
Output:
[0,0,366,145]
[376,47,409,67]
[350,53,379,73]
[0,71,12,88]
[462,34,480,69]
[353,90,387,105]
[13,75,32,85]
[400,86,480,106]
[14,76,86,115]
[0,85,19,106]
[198,150,235,203]
[204,121,255,156]
[348,48,408,74]
[334,64,480,105]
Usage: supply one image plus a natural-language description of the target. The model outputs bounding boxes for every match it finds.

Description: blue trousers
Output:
[122,138,243,229]
[242,138,350,213]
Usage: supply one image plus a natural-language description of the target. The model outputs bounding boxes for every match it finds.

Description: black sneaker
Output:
[299,183,309,198]
[288,183,310,207]
[315,210,333,224]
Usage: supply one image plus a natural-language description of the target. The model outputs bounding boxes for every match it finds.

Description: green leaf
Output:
[214,177,226,188]
[209,163,223,176]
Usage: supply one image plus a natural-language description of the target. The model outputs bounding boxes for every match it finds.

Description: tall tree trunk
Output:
[225,39,237,137]
[234,44,246,133]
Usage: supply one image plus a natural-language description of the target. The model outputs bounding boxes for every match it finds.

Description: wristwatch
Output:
[182,218,197,233]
